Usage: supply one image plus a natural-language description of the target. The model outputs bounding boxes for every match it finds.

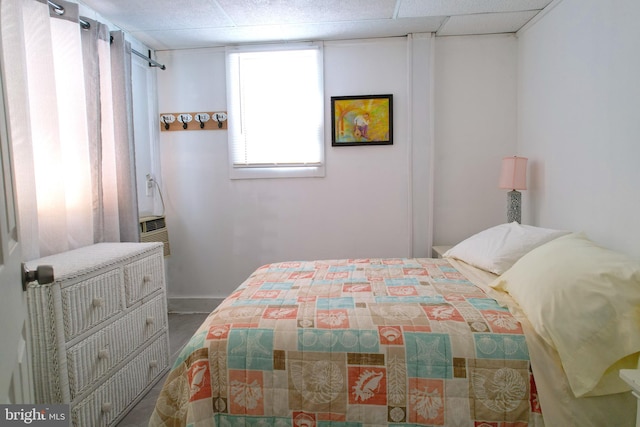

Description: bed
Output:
[150,223,639,426]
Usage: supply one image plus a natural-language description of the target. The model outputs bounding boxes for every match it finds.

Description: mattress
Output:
[150,258,545,426]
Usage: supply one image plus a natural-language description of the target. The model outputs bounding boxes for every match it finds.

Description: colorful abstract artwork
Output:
[331,94,393,146]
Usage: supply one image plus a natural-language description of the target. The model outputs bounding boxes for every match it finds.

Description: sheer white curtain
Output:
[110,31,139,244]
[81,17,121,243]
[0,0,139,260]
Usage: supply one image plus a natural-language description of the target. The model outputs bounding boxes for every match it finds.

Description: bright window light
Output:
[226,43,324,179]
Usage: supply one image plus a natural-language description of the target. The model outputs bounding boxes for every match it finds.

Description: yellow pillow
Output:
[490,233,640,397]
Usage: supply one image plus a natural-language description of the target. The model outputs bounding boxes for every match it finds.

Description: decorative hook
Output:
[213,112,227,129]
[181,115,188,129]
[196,114,204,129]
[159,114,176,131]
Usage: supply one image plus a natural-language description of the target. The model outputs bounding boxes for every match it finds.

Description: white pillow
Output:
[444,222,569,274]
[489,233,640,397]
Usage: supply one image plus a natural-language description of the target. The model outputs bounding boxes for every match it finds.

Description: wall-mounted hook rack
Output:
[159,111,227,131]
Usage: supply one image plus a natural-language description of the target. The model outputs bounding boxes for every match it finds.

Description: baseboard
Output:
[167,297,224,314]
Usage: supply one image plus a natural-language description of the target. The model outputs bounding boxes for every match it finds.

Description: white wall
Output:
[156,34,518,302]
[518,0,640,257]
[433,34,518,246]
[157,38,420,301]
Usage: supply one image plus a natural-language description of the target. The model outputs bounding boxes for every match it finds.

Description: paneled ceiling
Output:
[78,0,555,50]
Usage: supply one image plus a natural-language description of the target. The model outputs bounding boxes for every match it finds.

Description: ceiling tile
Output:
[397,0,552,17]
[80,0,233,31]
[217,0,397,26]
[437,11,539,36]
[136,16,446,50]
[76,0,554,50]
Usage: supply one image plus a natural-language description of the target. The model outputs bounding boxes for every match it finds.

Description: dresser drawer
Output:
[124,252,164,305]
[135,294,168,343]
[62,269,125,341]
[71,334,169,427]
[66,294,167,400]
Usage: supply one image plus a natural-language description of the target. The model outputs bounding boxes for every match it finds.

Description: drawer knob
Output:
[92,297,104,308]
[101,402,112,413]
[98,349,109,360]
[149,360,158,368]
[143,275,152,284]
[146,316,155,325]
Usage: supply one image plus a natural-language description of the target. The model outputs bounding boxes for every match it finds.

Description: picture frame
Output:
[331,94,393,146]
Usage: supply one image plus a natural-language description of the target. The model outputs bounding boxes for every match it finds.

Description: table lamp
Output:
[499,156,528,223]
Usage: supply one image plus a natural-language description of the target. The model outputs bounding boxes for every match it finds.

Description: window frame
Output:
[225,42,325,180]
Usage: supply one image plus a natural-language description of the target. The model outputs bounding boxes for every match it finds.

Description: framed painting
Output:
[331,94,393,146]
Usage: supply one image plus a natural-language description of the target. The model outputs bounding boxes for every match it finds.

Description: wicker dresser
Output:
[26,242,170,426]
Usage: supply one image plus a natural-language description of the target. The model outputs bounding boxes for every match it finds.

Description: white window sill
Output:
[229,165,325,180]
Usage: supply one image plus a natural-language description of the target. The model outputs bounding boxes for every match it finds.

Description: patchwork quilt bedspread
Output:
[150,258,542,426]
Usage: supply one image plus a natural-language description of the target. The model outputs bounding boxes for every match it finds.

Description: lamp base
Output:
[507,190,521,224]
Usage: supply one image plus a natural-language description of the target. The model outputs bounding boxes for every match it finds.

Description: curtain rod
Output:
[47,0,166,71]
[131,49,167,70]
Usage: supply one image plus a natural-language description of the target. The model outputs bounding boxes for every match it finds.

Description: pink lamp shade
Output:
[499,156,528,190]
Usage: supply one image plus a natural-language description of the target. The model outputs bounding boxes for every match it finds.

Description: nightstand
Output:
[620,369,640,426]
[432,245,453,259]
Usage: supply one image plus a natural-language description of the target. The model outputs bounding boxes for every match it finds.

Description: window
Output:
[226,42,324,179]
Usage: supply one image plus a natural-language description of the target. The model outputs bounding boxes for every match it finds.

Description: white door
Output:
[0,52,32,403]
